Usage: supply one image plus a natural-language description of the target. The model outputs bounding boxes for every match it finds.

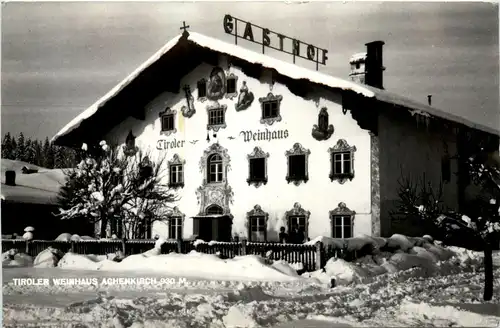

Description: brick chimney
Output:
[365,41,385,89]
[5,170,16,186]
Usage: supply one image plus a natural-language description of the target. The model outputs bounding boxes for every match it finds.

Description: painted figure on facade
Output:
[312,107,334,141]
[181,85,196,118]
[123,130,139,156]
[207,67,226,100]
[235,81,255,111]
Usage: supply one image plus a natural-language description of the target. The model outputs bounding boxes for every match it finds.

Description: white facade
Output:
[105,54,373,242]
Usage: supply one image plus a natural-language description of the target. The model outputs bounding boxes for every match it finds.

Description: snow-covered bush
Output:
[56,141,178,239]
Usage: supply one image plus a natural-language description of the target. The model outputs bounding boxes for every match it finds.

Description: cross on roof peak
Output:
[180,21,190,34]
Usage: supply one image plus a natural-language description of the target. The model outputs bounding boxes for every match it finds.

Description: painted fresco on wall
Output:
[207,67,226,100]
[181,85,196,118]
[312,107,334,141]
[235,81,255,111]
[123,130,139,156]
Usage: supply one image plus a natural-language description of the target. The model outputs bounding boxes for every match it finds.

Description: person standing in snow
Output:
[278,227,288,244]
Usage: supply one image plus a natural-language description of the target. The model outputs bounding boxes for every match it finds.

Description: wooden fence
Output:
[1,239,360,272]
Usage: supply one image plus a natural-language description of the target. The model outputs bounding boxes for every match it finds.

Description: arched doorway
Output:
[194,204,233,242]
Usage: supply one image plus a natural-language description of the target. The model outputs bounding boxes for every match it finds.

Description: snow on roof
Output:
[52,31,499,142]
[349,52,367,63]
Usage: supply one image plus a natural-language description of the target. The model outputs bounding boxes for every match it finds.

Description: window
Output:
[208,108,224,125]
[167,207,185,240]
[208,154,223,183]
[170,165,183,186]
[441,156,451,183]
[285,202,310,242]
[246,205,268,242]
[225,73,239,99]
[329,139,357,184]
[197,79,207,99]
[162,115,174,131]
[285,143,310,185]
[247,146,269,187]
[249,216,266,242]
[263,101,279,119]
[206,102,228,132]
[330,202,355,239]
[206,204,224,215]
[168,154,185,188]
[332,216,353,238]
[159,107,177,136]
[259,93,283,125]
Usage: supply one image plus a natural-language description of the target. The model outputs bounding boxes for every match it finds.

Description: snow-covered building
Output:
[52,29,499,242]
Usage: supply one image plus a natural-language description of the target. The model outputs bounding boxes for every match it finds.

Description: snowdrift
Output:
[304,234,484,286]
[57,251,300,282]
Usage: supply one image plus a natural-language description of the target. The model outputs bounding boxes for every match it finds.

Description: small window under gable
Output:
[197,78,207,100]
[225,73,238,99]
[167,207,185,240]
[328,139,357,184]
[206,101,227,132]
[285,202,310,243]
[330,202,355,239]
[168,154,185,189]
[159,107,177,136]
[259,93,283,125]
[286,143,310,186]
[246,205,268,242]
[247,146,269,187]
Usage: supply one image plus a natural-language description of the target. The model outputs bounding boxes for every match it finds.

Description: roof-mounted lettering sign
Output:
[223,14,328,71]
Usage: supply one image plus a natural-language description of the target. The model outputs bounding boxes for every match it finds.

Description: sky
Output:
[1,1,499,141]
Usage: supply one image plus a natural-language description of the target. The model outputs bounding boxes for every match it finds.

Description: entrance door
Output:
[195,217,232,242]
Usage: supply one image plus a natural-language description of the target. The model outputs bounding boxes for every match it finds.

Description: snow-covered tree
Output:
[56,141,177,239]
[14,132,26,161]
[2,132,15,159]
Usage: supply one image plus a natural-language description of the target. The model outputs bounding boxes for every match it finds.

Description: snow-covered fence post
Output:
[121,238,126,255]
[315,241,323,270]
[177,237,182,253]
[241,239,247,256]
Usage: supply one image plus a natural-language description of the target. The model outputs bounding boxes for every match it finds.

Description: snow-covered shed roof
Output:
[52,31,499,144]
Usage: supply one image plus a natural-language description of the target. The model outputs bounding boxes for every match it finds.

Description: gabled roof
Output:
[52,31,499,143]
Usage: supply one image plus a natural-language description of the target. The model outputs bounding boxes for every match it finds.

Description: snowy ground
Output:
[3,239,500,327]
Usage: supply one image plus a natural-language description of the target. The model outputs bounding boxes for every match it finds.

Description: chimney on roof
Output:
[427,95,432,106]
[349,41,385,89]
[365,41,385,89]
[5,170,16,186]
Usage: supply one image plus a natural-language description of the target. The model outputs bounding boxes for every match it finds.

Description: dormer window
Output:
[159,107,177,136]
[259,93,283,125]
[197,78,207,101]
[328,139,356,184]
[225,73,238,99]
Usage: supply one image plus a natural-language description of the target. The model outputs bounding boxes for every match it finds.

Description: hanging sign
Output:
[223,14,328,71]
